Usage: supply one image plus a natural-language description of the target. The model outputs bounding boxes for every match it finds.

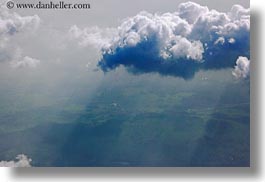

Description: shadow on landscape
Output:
[190,81,250,167]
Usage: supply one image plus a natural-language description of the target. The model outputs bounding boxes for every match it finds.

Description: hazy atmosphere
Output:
[0,0,250,166]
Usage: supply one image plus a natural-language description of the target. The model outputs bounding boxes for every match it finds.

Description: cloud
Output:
[0,6,40,65]
[11,56,40,68]
[70,2,249,79]
[0,154,32,167]
[232,56,250,79]
[68,25,117,50]
[0,6,40,44]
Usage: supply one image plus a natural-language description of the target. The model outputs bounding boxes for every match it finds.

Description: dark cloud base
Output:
[98,38,249,79]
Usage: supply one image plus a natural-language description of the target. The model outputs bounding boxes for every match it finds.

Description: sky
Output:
[10,0,250,28]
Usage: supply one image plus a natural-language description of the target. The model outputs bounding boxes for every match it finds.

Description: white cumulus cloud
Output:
[0,6,40,45]
[0,6,40,66]
[69,2,250,79]
[0,154,32,167]
[232,56,250,79]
